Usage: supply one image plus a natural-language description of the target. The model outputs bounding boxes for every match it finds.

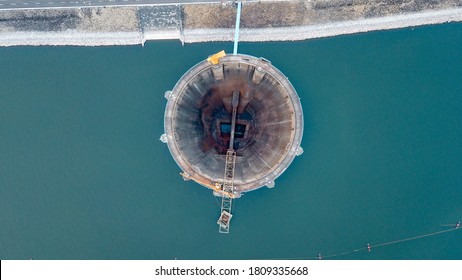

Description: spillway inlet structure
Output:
[161,52,303,233]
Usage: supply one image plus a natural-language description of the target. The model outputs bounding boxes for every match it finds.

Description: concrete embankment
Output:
[0,1,462,47]
[181,0,462,42]
[183,7,462,43]
[0,5,181,46]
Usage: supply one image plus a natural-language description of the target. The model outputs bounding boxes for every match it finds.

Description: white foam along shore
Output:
[0,7,461,47]
[0,31,143,47]
[183,7,462,43]
[0,30,183,47]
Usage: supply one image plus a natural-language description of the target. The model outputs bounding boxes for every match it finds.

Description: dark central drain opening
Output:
[220,122,246,138]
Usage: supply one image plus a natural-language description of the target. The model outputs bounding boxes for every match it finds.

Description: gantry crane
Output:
[217,1,242,234]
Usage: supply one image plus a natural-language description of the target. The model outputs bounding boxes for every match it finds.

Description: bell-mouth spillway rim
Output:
[163,54,304,191]
[163,53,303,193]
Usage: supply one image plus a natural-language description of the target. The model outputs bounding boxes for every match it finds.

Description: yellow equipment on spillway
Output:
[207,50,226,65]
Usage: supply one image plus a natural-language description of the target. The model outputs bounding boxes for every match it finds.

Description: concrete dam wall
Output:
[0,0,462,46]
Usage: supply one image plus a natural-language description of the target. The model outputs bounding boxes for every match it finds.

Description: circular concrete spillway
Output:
[163,54,303,196]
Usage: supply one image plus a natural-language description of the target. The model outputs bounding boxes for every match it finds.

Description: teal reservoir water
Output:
[1,23,462,260]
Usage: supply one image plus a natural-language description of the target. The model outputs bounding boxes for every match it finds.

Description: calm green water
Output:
[1,23,462,260]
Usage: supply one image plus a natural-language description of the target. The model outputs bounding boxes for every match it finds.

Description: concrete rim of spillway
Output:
[162,54,303,196]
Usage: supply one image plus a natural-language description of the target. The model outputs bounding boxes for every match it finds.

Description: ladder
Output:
[218,150,236,233]
[218,91,240,233]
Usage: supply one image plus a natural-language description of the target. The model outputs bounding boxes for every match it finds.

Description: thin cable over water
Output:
[266,223,461,260]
